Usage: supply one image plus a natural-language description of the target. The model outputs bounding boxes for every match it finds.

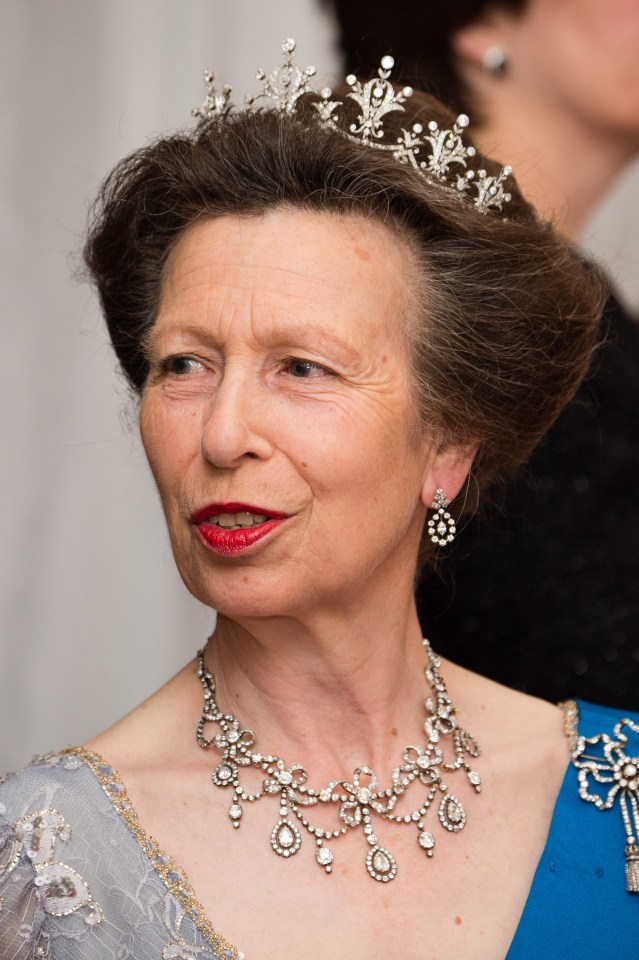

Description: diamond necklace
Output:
[196,637,481,883]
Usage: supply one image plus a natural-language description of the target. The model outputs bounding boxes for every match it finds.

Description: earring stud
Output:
[428,489,456,546]
[483,46,508,75]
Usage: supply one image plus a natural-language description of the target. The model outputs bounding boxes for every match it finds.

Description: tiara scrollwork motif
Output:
[246,36,317,114]
[192,70,234,121]
[193,38,513,214]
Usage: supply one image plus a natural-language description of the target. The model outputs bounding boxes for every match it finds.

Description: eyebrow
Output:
[146,320,363,367]
[269,320,363,365]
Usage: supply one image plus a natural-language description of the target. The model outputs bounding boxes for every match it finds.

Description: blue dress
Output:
[506,700,639,958]
[0,700,637,959]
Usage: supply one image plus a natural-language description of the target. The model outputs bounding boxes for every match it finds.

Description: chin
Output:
[179,564,307,622]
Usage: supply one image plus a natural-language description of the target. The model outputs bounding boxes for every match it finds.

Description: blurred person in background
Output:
[326,0,639,708]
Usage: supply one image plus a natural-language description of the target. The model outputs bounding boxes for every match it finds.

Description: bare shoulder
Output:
[84,657,202,777]
[442,657,570,787]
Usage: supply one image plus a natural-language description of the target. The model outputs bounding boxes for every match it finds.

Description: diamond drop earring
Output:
[427,489,457,546]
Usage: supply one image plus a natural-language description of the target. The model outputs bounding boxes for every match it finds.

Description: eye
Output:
[284,358,332,379]
[160,355,205,376]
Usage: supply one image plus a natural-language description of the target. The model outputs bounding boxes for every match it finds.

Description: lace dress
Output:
[0,751,241,960]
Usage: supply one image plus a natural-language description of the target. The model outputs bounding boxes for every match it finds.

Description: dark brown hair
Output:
[84,88,604,497]
[323,0,526,112]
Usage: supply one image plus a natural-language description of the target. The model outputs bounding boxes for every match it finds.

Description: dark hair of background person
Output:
[323,0,525,113]
[84,89,603,523]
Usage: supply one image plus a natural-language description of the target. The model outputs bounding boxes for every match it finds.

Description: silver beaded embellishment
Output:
[193,38,513,215]
[427,488,456,547]
[563,700,639,894]
[196,639,481,883]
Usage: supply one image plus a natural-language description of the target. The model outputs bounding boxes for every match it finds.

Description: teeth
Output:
[217,513,237,528]
[236,512,258,527]
[211,512,269,530]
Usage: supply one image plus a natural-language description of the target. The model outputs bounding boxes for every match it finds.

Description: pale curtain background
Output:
[1,0,637,773]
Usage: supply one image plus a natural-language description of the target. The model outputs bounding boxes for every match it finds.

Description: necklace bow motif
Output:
[196,638,481,882]
[563,701,639,893]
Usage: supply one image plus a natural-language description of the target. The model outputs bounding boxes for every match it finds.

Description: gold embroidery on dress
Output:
[62,748,242,958]
[560,700,579,753]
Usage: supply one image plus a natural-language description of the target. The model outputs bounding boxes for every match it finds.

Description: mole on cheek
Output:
[454,916,462,926]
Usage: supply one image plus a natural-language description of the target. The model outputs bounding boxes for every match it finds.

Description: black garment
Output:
[417,295,639,708]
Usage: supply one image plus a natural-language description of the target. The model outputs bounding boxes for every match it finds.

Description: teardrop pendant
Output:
[438,793,466,832]
[270,819,301,857]
[366,844,397,882]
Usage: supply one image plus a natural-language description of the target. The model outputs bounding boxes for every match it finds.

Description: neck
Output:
[204,591,428,784]
[474,89,638,241]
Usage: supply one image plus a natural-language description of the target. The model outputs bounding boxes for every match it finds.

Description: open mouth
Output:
[207,511,269,530]
[190,502,290,555]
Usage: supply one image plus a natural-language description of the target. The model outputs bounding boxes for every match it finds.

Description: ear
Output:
[420,442,478,511]
[452,21,501,70]
[451,8,518,71]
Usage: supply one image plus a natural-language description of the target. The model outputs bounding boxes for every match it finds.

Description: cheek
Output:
[532,7,639,125]
[139,397,198,504]
[298,399,426,526]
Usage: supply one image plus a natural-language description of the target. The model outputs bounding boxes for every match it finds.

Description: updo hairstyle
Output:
[84,85,604,499]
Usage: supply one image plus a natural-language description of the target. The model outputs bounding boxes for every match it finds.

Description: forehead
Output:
[155,208,417,349]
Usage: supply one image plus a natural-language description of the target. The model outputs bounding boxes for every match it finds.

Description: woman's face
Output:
[140,210,455,620]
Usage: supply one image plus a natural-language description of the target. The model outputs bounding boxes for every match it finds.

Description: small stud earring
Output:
[483,46,508,75]
[428,489,456,547]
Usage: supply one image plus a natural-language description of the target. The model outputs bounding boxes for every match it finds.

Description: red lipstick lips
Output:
[190,502,290,556]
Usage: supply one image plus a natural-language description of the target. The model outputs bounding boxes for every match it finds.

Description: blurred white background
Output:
[1,0,637,772]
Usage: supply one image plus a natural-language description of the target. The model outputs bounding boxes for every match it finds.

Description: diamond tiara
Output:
[193,38,512,214]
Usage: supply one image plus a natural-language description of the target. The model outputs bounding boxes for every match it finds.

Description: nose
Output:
[200,363,274,468]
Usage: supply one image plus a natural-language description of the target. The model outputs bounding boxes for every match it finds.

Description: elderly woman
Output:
[1,41,637,960]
